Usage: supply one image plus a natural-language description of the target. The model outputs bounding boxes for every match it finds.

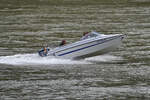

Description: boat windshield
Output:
[81,31,100,40]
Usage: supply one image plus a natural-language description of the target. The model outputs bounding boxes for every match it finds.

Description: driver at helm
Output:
[59,40,66,46]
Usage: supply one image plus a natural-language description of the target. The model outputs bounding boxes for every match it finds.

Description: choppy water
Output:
[0,0,150,99]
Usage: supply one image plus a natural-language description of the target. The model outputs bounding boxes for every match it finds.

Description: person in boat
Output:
[38,47,49,57]
[59,40,66,46]
[83,32,89,36]
[43,47,47,53]
[81,32,89,40]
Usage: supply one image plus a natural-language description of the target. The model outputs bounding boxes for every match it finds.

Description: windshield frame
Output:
[80,31,99,40]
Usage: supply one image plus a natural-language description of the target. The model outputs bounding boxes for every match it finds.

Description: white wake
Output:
[0,53,89,65]
[0,53,122,65]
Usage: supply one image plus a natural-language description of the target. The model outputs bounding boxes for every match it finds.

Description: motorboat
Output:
[38,31,125,59]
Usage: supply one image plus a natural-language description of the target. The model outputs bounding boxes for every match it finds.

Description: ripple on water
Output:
[0,0,150,99]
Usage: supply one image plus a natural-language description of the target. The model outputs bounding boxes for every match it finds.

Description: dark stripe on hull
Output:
[58,35,122,57]
[55,35,121,54]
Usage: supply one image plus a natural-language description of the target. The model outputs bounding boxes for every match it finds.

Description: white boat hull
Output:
[52,35,124,59]
[39,31,125,59]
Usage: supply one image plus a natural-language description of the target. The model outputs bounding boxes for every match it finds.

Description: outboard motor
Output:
[38,47,50,57]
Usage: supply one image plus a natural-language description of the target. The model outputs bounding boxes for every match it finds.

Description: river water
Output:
[0,0,150,99]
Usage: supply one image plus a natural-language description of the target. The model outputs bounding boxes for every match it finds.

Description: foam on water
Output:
[0,53,123,65]
[0,53,90,65]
